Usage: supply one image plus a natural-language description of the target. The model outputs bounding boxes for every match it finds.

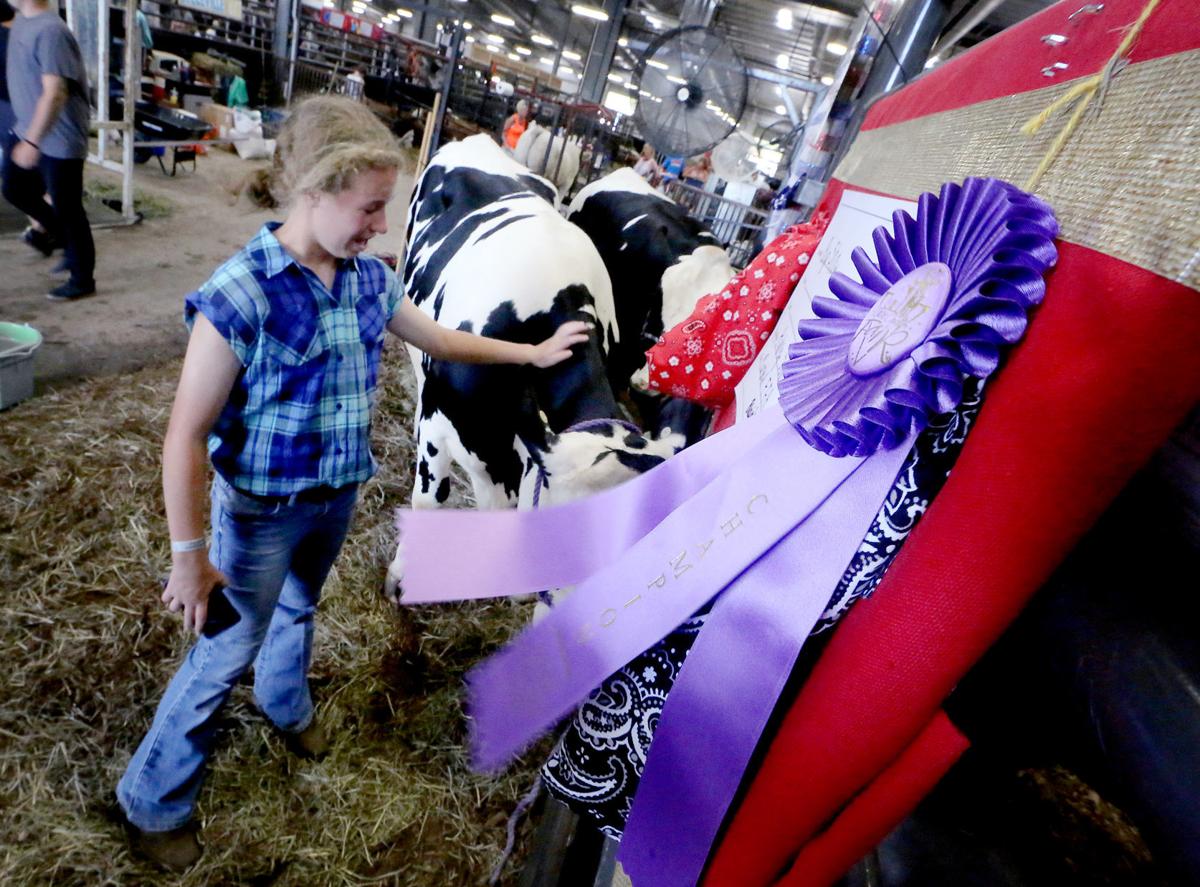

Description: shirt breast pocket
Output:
[262,323,329,407]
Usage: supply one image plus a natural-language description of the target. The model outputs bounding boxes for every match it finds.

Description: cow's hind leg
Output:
[411,418,455,510]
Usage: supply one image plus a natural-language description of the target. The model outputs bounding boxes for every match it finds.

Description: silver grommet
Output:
[1068,3,1104,23]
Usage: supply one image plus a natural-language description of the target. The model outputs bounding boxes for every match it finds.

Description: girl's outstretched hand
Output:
[531,320,591,368]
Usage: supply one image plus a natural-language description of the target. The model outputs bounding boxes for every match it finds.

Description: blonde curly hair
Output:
[274,95,406,202]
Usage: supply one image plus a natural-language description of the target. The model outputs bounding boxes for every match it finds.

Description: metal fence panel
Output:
[662,180,769,269]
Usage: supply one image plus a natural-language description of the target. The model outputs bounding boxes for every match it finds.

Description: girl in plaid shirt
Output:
[116,96,588,870]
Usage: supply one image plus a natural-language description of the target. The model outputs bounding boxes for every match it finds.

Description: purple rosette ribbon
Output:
[779,178,1057,457]
[394,178,1057,887]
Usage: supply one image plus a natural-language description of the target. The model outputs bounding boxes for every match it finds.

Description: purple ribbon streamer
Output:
[617,442,911,886]
[466,413,863,771]
[397,404,784,604]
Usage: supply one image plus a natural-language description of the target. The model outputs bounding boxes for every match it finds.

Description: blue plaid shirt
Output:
[185,223,403,496]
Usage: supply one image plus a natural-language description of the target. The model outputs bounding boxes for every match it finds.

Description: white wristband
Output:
[170,537,207,553]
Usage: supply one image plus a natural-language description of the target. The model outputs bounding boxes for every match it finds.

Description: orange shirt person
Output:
[503,99,529,150]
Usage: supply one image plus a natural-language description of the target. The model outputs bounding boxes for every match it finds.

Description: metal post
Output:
[832,0,950,170]
[273,0,292,65]
[540,102,563,177]
[121,0,137,220]
[96,0,109,163]
[426,18,462,155]
[858,0,950,104]
[287,0,301,103]
[578,0,627,105]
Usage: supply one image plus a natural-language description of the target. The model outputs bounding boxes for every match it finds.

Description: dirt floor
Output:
[0,146,413,393]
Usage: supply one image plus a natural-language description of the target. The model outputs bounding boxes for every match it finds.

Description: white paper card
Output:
[734,190,919,422]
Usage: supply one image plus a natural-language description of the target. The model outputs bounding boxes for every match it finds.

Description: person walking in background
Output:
[633,142,660,185]
[136,0,153,74]
[681,152,712,188]
[502,98,529,151]
[344,65,365,101]
[2,0,96,301]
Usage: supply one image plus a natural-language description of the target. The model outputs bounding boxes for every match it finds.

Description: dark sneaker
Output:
[279,719,330,760]
[46,280,96,301]
[122,817,203,871]
[22,226,60,257]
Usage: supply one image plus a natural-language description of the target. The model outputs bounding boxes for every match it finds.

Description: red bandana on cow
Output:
[644,213,830,408]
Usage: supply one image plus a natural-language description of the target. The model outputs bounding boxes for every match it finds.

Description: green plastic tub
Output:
[0,322,43,410]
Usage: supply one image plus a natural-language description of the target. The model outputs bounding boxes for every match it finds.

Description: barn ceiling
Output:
[395,0,1058,147]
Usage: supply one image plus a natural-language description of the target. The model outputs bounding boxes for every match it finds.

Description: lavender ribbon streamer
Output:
[617,442,911,886]
[398,404,784,604]
[467,411,863,771]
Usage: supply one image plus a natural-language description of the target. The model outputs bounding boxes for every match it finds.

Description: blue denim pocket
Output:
[214,474,281,518]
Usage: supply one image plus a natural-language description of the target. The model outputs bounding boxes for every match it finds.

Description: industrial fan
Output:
[633,25,750,158]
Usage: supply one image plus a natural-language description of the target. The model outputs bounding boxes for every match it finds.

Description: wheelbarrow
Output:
[116,100,215,176]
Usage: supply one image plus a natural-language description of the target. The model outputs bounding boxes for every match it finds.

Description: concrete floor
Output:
[0,146,414,394]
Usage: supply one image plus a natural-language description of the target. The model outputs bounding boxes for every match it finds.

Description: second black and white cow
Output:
[398,134,680,510]
[567,168,735,442]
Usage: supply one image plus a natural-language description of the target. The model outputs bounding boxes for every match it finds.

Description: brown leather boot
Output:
[279,719,329,760]
[123,818,202,871]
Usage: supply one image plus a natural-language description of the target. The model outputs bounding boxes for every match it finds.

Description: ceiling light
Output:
[490,13,515,27]
[607,73,623,83]
[820,74,834,85]
[776,52,789,69]
[775,104,786,115]
[462,21,472,30]
[646,59,668,70]
[562,49,582,61]
[516,46,531,55]
[395,7,412,17]
[666,74,686,85]
[572,4,609,21]
[776,8,792,30]
[486,33,504,44]
[508,52,520,60]
[540,55,554,64]
[466,35,475,42]
[532,33,553,46]
[618,36,629,47]
[826,41,848,56]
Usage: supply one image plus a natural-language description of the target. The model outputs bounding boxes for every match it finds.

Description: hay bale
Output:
[0,348,545,884]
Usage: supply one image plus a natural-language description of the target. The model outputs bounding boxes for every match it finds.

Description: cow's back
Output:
[401,135,620,504]
[567,169,722,388]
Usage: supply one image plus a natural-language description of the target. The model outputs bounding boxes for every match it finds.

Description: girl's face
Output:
[309,166,398,259]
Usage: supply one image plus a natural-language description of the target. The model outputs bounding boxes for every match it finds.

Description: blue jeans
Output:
[117,475,358,831]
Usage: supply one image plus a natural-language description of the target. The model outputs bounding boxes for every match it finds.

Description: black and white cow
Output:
[566,167,736,441]
[388,135,681,598]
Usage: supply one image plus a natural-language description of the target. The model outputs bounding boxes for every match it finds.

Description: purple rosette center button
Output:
[847,262,952,377]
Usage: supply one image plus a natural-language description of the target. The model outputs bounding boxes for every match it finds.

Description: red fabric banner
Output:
[703,238,1200,885]
[862,0,1198,131]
